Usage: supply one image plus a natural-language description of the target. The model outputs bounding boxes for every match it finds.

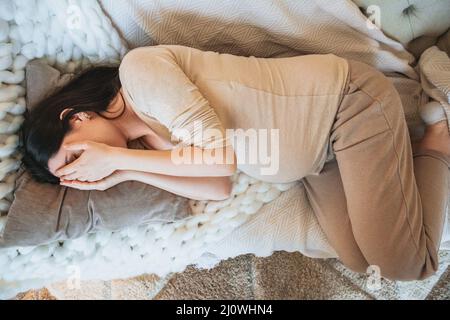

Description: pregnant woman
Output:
[21,45,449,281]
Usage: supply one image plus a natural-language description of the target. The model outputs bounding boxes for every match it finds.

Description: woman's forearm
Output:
[114,145,237,177]
[125,170,232,201]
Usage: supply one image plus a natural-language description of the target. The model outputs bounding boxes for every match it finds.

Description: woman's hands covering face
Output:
[60,170,131,191]
[55,141,119,183]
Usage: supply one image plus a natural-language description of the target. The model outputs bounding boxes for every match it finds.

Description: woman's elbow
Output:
[210,177,233,201]
[214,162,236,177]
[223,152,237,176]
[225,162,237,176]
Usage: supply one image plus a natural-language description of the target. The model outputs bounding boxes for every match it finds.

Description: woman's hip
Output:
[330,59,407,153]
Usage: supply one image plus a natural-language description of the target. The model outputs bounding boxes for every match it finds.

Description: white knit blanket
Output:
[100,0,418,77]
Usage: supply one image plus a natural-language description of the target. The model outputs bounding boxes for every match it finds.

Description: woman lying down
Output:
[21,45,449,281]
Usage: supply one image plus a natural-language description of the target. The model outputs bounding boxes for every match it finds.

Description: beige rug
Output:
[15,251,450,300]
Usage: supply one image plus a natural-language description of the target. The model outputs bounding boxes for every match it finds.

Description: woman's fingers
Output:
[55,160,81,177]
[60,172,82,181]
[63,141,91,151]
[60,171,103,182]
[60,180,88,190]
[68,184,92,191]
[60,180,104,191]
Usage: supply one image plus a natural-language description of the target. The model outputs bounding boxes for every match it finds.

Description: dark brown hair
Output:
[20,66,123,184]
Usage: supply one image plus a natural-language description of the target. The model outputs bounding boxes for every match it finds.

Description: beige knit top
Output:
[119,45,349,183]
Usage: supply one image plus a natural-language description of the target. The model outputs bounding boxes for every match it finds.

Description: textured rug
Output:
[15,251,449,300]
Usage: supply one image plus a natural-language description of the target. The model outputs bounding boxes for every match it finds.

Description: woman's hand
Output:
[60,170,131,191]
[55,141,120,182]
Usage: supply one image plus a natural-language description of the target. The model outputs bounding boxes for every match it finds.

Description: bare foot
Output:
[417,120,450,157]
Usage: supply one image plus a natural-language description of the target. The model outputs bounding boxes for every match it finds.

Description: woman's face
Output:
[47,110,128,176]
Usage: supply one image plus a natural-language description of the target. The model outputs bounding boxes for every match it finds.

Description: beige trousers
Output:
[304,60,449,281]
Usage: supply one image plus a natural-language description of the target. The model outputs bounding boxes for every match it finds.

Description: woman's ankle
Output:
[418,121,450,157]
[426,120,448,133]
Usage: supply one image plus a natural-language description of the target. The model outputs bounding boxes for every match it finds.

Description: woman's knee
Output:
[338,236,440,281]
[371,251,439,281]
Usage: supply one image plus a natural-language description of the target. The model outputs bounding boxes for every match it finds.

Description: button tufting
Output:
[402,4,417,17]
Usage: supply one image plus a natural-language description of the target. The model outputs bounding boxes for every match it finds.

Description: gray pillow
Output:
[0,60,191,248]
[25,59,76,108]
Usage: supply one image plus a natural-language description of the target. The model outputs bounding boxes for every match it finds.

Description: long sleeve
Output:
[119,46,229,149]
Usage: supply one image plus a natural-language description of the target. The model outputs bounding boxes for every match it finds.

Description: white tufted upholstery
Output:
[354,0,450,45]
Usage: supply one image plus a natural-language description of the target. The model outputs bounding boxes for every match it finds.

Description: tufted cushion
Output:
[354,0,450,45]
